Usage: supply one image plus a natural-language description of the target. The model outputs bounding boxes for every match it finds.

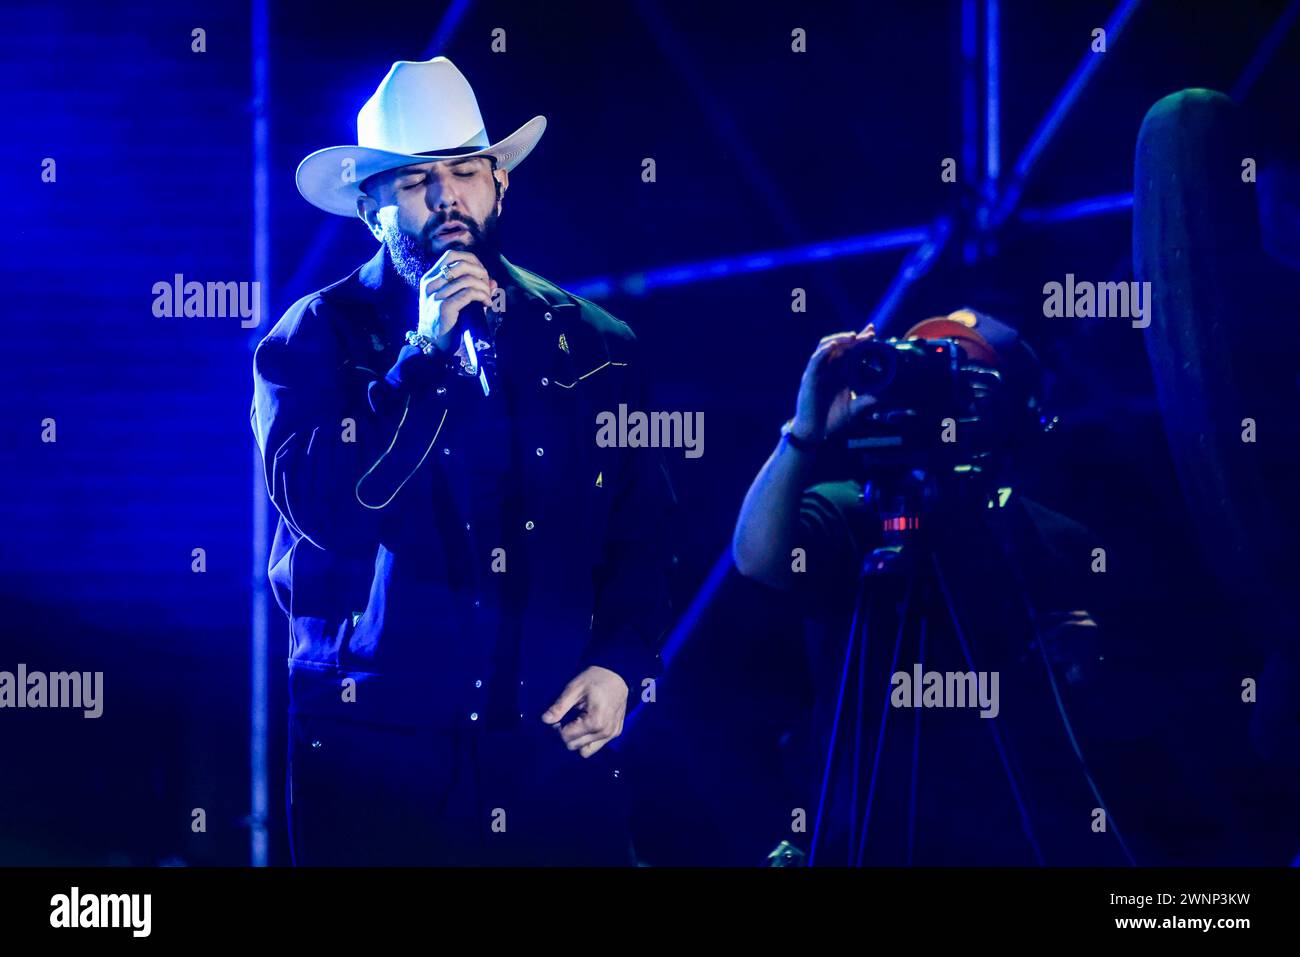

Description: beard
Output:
[382,207,503,290]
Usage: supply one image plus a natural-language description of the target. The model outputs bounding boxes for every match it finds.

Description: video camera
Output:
[837,310,1048,482]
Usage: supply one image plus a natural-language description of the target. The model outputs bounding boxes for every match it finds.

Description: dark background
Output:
[1,0,1297,865]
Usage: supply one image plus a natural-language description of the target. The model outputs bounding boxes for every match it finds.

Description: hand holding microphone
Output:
[418,250,498,352]
[381,248,498,412]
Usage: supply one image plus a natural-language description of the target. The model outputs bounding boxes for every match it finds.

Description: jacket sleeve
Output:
[250,295,451,556]
[578,335,678,705]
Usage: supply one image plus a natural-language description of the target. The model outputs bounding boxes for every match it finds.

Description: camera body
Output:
[838,335,1029,480]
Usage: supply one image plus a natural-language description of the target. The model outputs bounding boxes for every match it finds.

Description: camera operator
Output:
[732,311,1131,866]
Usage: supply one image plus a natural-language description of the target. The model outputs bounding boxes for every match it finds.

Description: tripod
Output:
[804,470,1134,867]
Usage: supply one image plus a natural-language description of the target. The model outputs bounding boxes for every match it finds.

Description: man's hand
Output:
[418,249,499,350]
[540,666,629,759]
[789,323,878,441]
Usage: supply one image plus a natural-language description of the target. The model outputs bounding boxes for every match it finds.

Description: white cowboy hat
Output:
[296,56,546,217]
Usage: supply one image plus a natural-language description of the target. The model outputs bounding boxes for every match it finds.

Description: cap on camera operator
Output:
[731,311,1131,866]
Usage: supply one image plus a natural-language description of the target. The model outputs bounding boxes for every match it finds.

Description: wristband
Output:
[780,419,823,453]
[404,330,439,355]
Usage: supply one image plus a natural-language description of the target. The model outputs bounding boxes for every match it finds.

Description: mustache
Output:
[424,215,481,244]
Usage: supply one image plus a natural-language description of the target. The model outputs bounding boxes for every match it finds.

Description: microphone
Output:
[419,267,492,396]
[458,303,493,397]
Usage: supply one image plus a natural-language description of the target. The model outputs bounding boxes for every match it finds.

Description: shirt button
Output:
[436,386,447,395]
[525,520,535,531]
[544,311,553,321]
[470,712,479,722]
[540,377,548,387]
[474,679,482,688]
[535,447,544,456]
[442,447,451,455]
[464,522,471,531]
[473,599,480,608]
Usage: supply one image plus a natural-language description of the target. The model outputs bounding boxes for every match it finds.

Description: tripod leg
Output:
[931,552,1045,865]
[808,584,870,867]
[852,575,915,866]
[991,527,1139,866]
[907,616,927,865]
[849,588,869,861]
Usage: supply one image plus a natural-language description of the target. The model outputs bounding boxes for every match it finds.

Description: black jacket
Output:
[251,246,676,729]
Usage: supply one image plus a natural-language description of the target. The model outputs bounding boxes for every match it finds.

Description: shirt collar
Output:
[497,255,575,311]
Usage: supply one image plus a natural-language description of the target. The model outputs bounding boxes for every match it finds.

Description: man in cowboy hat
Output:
[251,57,676,865]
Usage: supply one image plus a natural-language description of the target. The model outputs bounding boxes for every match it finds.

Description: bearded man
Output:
[251,57,676,865]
